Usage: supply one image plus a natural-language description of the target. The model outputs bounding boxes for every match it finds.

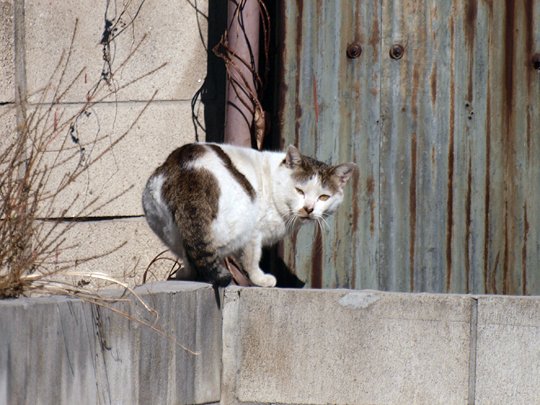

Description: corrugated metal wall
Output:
[278,0,540,294]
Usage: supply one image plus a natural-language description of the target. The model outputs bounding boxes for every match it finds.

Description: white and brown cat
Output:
[142,143,356,287]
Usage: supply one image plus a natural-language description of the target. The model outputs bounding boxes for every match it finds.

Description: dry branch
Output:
[0,11,164,300]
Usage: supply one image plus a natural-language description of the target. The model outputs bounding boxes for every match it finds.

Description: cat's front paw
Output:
[250,273,277,288]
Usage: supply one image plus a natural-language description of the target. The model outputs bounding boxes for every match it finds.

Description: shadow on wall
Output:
[196,1,227,143]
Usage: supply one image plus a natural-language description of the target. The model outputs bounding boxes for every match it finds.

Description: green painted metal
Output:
[278,0,540,295]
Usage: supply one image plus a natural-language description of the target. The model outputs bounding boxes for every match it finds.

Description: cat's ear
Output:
[284,145,302,168]
[333,163,357,187]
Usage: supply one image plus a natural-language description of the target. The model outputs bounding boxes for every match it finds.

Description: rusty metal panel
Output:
[278,0,540,294]
[278,0,382,289]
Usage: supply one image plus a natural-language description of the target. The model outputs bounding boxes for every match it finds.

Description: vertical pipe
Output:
[224,0,260,147]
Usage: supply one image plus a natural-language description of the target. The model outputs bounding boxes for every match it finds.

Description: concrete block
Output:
[475,296,540,404]
[25,0,207,103]
[222,288,474,405]
[0,281,222,405]
[37,217,179,289]
[0,106,18,177]
[36,101,197,217]
[0,0,15,103]
[0,106,17,147]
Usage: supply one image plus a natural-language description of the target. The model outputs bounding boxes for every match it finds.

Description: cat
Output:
[142,142,356,287]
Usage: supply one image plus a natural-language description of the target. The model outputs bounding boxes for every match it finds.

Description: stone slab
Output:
[475,296,540,404]
[0,0,15,103]
[35,100,197,217]
[222,288,475,405]
[25,0,207,103]
[0,281,221,405]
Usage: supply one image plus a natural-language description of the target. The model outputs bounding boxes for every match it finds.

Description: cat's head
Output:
[282,145,357,223]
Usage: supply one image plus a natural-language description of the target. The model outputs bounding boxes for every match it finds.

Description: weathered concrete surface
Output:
[475,296,540,404]
[24,0,208,103]
[222,288,475,405]
[4,284,540,405]
[0,282,222,405]
[2,0,209,281]
[35,101,197,217]
[40,217,176,289]
[0,0,14,103]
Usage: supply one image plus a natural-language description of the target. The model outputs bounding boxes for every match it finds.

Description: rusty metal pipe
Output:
[224,0,260,147]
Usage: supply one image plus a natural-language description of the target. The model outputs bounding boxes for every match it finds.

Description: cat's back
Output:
[156,142,264,174]
[144,143,269,211]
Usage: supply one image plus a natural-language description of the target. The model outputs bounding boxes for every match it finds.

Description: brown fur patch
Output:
[158,143,221,269]
[165,142,207,169]
[207,144,256,201]
[291,155,343,193]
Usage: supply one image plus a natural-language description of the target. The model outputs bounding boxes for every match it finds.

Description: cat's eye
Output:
[295,187,305,196]
[318,194,330,201]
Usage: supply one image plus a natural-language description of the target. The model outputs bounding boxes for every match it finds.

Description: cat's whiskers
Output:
[314,214,330,232]
[285,211,300,232]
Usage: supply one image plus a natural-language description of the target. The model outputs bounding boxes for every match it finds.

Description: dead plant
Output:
[0,14,164,299]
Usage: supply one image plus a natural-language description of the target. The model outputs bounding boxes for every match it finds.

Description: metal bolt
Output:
[533,54,540,71]
[389,44,405,60]
[346,42,362,59]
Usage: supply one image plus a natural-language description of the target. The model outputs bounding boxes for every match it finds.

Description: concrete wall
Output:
[221,287,540,405]
[2,283,540,404]
[1,0,209,285]
[0,282,221,405]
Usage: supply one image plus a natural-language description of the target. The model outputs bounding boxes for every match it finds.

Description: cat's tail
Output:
[143,171,232,287]
[170,200,232,287]
[182,240,232,287]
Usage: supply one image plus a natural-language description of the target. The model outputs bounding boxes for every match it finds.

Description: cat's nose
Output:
[304,206,314,214]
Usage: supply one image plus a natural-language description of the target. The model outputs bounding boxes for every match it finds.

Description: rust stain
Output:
[503,201,509,294]
[446,15,456,292]
[288,227,299,273]
[483,85,491,292]
[367,177,375,236]
[312,74,319,125]
[430,64,438,106]
[294,104,302,147]
[524,0,534,163]
[503,0,515,123]
[522,203,529,295]
[483,0,494,293]
[491,252,500,294]
[502,0,517,295]
[409,133,417,292]
[293,2,304,148]
[368,2,380,61]
[465,155,472,293]
[526,107,532,162]
[366,177,375,195]
[277,3,289,150]
[311,225,323,289]
[525,0,534,86]
[445,122,455,292]
[351,172,360,234]
[465,0,478,101]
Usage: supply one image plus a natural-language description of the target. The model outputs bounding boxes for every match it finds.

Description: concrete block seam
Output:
[468,296,478,405]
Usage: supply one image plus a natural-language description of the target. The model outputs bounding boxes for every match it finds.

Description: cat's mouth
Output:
[297,213,314,221]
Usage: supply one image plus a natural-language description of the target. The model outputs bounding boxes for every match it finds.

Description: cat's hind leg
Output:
[183,241,232,287]
[177,211,231,286]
